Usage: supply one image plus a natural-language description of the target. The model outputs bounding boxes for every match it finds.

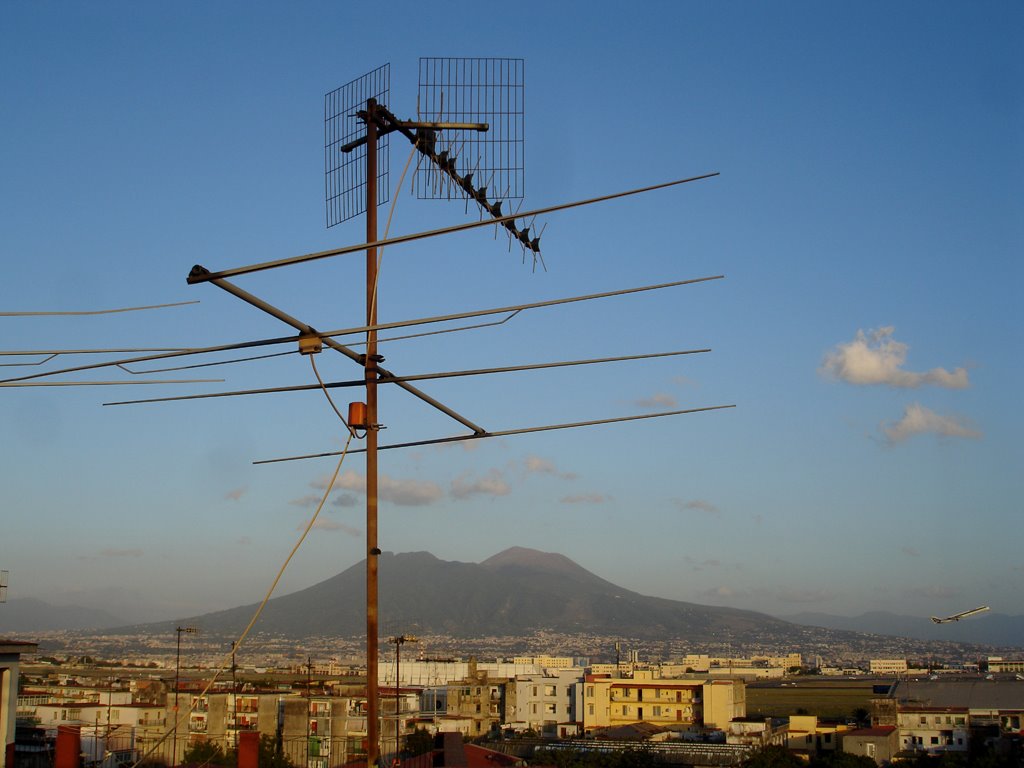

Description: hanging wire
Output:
[0,300,199,316]
[127,368,357,768]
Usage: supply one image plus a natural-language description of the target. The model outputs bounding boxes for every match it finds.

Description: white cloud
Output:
[881,403,981,444]
[821,327,968,389]
[672,498,720,515]
[298,518,361,537]
[79,548,144,561]
[635,392,678,409]
[523,455,577,480]
[906,585,959,600]
[451,469,510,500]
[701,585,740,599]
[684,556,721,571]
[560,493,609,504]
[290,494,324,508]
[775,587,837,604]
[100,548,143,558]
[311,470,443,507]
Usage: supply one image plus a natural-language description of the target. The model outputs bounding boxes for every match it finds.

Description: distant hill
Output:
[120,547,798,641]
[781,609,1024,647]
[0,597,126,634]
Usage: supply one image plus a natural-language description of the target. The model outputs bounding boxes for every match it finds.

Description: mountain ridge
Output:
[4,548,1020,651]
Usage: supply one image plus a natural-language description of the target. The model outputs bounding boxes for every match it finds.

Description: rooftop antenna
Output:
[323,59,531,766]
[177,58,725,768]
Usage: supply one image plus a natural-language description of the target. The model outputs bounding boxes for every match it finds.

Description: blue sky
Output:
[1,2,1021,628]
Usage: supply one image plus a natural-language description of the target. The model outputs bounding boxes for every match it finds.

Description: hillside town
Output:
[4,637,1023,768]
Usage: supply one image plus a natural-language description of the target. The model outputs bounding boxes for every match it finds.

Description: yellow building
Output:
[581,672,744,732]
[786,715,851,757]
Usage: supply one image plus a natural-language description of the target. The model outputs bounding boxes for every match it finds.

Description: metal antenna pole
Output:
[365,97,381,768]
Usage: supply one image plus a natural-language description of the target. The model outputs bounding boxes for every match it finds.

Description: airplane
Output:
[930,605,990,624]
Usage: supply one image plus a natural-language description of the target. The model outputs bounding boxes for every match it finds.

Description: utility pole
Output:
[388,635,418,764]
[173,626,197,767]
[364,96,381,768]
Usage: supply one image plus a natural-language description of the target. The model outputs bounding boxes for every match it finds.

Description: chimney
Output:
[55,726,81,768]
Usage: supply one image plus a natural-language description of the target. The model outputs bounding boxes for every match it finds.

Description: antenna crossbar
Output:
[187,173,719,284]
[253,405,736,464]
[1,276,721,385]
[197,272,486,434]
[102,348,711,406]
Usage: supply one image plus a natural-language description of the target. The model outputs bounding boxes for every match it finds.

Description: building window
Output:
[653,706,661,717]
[588,704,594,716]
[866,744,876,757]
[930,737,939,745]
[586,686,594,698]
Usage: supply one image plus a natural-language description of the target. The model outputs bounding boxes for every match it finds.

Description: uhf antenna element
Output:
[326,58,539,266]
[325,64,390,228]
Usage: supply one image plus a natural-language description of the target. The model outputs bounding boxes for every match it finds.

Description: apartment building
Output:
[896,706,970,753]
[445,675,509,737]
[279,695,366,768]
[32,701,169,764]
[504,670,582,737]
[581,672,745,732]
[785,715,849,758]
[840,726,899,766]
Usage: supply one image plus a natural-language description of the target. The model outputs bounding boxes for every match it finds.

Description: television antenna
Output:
[173,57,727,768]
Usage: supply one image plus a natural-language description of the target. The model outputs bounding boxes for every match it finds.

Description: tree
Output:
[258,733,296,768]
[739,745,804,768]
[809,752,877,768]
[402,728,434,757]
[182,740,229,767]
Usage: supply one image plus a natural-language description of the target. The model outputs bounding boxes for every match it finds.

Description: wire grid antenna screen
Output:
[324,64,391,228]
[415,57,524,202]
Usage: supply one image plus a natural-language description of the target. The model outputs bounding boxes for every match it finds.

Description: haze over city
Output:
[1,2,1020,629]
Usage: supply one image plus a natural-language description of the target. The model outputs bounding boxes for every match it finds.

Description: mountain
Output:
[781,609,1024,647]
[0,597,126,634]
[120,547,798,641]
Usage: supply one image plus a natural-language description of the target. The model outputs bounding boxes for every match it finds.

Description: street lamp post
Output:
[173,626,198,767]
[387,635,418,764]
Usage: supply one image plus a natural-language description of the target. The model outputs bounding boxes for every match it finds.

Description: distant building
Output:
[581,671,744,733]
[987,657,1024,674]
[504,670,581,737]
[841,726,899,765]
[2,640,39,768]
[870,659,908,675]
[786,715,849,759]
[896,706,969,754]
[445,673,509,737]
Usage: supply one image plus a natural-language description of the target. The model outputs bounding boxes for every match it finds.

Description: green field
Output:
[745,681,881,720]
